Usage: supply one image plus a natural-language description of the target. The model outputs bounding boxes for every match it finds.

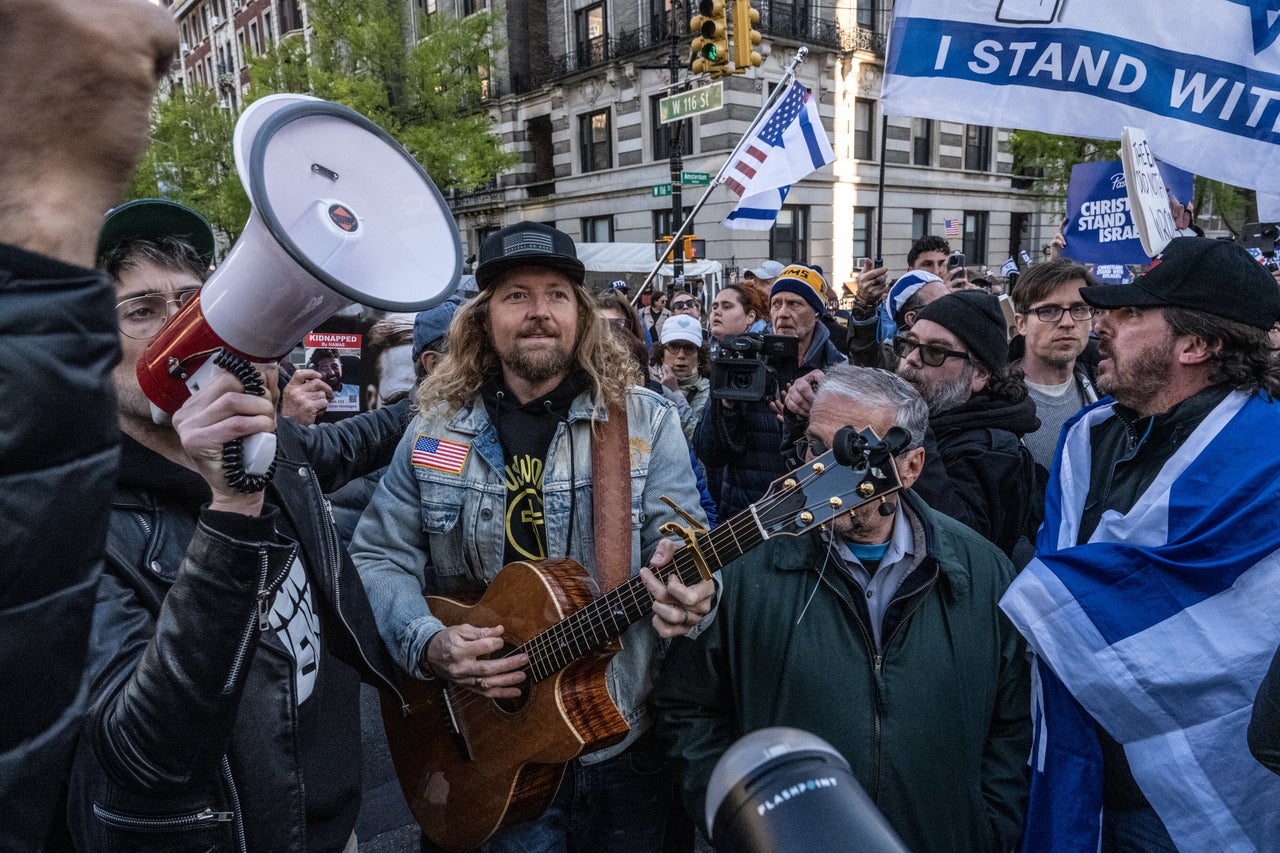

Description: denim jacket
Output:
[352,384,707,761]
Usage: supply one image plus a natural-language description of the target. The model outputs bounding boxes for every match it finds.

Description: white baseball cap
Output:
[660,314,703,347]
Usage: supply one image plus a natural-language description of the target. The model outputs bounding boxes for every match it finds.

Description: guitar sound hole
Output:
[490,642,531,714]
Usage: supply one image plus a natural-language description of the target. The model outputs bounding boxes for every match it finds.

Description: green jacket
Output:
[654,492,1030,853]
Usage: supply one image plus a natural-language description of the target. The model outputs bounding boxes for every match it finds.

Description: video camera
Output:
[710,333,800,403]
[1243,222,1280,272]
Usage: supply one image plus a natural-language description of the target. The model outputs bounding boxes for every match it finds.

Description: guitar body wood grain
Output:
[380,558,630,852]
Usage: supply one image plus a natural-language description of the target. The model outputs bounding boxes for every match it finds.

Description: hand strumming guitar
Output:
[424,624,530,699]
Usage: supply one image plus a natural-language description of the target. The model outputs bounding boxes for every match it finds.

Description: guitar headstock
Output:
[752,426,905,539]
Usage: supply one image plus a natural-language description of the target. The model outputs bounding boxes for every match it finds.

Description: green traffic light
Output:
[701,43,718,61]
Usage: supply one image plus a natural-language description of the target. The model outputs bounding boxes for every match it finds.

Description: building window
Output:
[911,208,931,240]
[853,98,875,160]
[262,10,272,43]
[964,125,992,171]
[581,216,614,243]
[962,211,989,265]
[418,0,437,14]
[911,118,933,166]
[856,0,878,30]
[579,109,612,173]
[462,0,488,15]
[653,208,692,241]
[650,95,691,162]
[853,207,873,260]
[575,3,607,67]
[769,206,810,266]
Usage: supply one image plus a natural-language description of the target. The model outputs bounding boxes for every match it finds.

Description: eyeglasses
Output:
[670,299,698,311]
[1023,303,1096,323]
[115,288,199,340]
[793,434,830,460]
[892,336,970,367]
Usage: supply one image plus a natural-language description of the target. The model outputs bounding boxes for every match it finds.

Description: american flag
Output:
[944,218,962,238]
[410,434,470,474]
[722,81,835,231]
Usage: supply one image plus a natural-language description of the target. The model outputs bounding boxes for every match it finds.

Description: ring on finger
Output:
[680,609,691,627]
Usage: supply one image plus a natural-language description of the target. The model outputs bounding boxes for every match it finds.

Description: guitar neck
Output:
[516,509,768,683]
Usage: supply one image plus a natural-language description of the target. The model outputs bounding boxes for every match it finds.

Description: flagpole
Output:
[874,113,888,266]
[631,46,812,305]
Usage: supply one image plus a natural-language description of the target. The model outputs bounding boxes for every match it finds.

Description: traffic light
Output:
[655,235,675,262]
[683,235,707,261]
[690,0,729,76]
[733,0,763,71]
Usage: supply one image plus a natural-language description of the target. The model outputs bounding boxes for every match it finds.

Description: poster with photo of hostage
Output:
[304,331,363,414]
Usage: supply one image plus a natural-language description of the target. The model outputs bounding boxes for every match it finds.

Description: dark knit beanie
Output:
[913,290,1008,371]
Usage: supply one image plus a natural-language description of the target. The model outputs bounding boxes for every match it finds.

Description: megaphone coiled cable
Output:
[212,349,277,493]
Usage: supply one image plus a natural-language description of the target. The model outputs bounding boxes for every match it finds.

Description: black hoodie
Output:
[914,391,1039,558]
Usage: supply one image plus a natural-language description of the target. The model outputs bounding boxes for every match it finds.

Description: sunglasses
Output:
[671,299,697,310]
[892,336,971,367]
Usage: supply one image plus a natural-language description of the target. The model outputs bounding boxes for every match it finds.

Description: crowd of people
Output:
[5,2,1280,852]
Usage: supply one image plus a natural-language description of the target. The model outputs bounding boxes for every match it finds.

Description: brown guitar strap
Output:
[591,404,632,594]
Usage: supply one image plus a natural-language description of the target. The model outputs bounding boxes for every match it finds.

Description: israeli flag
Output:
[1001,390,1280,851]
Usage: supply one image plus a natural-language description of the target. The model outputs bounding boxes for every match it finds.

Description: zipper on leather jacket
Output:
[223,548,270,695]
[222,753,248,852]
[308,467,408,712]
[92,803,233,831]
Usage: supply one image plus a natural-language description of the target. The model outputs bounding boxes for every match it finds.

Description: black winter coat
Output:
[68,403,410,852]
[0,245,122,851]
[916,391,1039,557]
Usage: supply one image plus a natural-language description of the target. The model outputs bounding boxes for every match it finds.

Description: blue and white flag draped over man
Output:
[722,81,834,230]
[1000,390,1280,852]
[880,0,1280,195]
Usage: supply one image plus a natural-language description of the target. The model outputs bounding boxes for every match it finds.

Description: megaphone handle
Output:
[203,351,278,493]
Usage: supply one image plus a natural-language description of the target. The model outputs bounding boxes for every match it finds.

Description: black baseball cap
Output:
[97,199,217,268]
[1081,237,1280,331]
[474,221,585,289]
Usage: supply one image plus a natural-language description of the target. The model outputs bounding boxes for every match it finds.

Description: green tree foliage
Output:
[246,0,516,190]
[1011,129,1254,237]
[129,0,514,242]
[127,86,250,244]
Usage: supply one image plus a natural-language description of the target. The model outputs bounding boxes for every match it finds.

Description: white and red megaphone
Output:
[138,94,461,478]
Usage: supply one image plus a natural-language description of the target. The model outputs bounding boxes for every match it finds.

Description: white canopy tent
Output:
[575,242,722,293]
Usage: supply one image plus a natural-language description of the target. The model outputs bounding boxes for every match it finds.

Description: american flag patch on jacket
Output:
[410,435,470,474]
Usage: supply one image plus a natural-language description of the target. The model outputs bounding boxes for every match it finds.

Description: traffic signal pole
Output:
[668,9,684,284]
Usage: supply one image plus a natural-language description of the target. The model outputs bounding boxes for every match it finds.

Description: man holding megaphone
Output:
[65,199,413,853]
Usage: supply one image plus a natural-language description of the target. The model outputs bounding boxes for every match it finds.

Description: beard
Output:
[1096,334,1175,410]
[501,324,574,385]
[898,360,975,415]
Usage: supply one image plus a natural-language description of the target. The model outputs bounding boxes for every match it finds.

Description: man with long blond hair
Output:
[351,221,714,852]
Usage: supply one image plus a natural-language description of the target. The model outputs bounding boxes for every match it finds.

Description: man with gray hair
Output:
[655,364,1031,853]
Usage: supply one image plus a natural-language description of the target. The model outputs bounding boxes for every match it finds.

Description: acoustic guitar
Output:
[381,426,906,851]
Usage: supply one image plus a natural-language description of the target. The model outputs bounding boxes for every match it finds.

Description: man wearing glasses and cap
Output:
[1001,237,1280,852]
[68,199,412,852]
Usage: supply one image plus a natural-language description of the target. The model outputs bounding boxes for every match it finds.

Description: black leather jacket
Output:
[0,245,122,851]
[68,402,410,852]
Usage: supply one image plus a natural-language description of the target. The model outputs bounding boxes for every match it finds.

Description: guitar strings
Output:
[438,459,867,716]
